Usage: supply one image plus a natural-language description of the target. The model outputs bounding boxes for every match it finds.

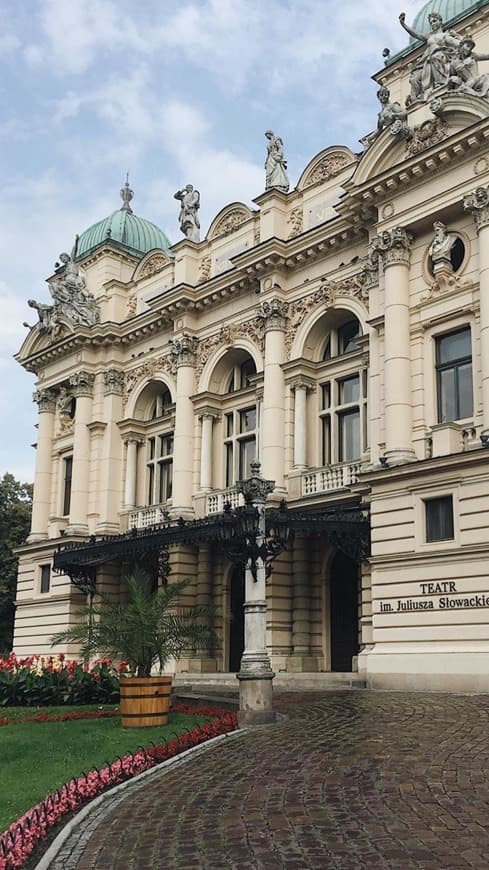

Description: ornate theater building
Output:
[14,0,489,691]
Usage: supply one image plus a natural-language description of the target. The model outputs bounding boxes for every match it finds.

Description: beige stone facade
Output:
[14,2,489,690]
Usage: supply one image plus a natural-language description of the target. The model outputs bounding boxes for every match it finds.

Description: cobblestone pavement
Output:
[53,691,489,869]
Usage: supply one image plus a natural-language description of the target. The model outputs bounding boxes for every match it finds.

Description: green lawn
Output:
[0,706,211,833]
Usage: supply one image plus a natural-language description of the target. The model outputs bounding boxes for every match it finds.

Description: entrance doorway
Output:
[330,551,359,672]
[228,567,245,672]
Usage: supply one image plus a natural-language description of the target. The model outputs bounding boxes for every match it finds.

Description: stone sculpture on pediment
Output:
[27,240,100,339]
[399,11,461,104]
[265,130,290,194]
[371,86,411,143]
[448,37,489,99]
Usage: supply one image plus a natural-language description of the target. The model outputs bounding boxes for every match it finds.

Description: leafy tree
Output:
[0,474,33,654]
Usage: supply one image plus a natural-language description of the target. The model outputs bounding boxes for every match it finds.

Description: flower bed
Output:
[0,654,123,707]
[0,705,238,870]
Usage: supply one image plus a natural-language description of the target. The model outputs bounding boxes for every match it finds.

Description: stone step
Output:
[173,672,367,692]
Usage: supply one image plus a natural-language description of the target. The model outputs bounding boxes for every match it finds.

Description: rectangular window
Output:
[436,327,473,422]
[239,407,256,433]
[425,495,454,542]
[40,565,51,594]
[338,409,360,462]
[62,456,73,516]
[339,375,360,404]
[239,437,256,479]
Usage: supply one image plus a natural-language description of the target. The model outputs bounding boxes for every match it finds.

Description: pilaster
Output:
[28,388,57,542]
[170,335,198,517]
[465,186,489,430]
[259,299,288,491]
[65,372,95,535]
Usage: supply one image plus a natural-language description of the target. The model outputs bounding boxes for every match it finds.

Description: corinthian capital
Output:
[464,186,489,231]
[69,371,95,397]
[372,227,413,268]
[32,388,57,413]
[257,298,289,331]
[169,334,198,368]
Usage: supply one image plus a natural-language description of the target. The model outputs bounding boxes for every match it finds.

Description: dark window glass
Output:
[226,443,234,487]
[338,319,361,355]
[158,460,173,503]
[425,496,454,542]
[322,336,331,360]
[147,464,155,504]
[40,565,51,594]
[239,407,256,433]
[63,457,73,516]
[322,383,330,410]
[339,375,360,404]
[338,409,360,461]
[239,358,256,388]
[226,413,233,437]
[436,327,473,422]
[239,437,256,479]
[322,417,331,465]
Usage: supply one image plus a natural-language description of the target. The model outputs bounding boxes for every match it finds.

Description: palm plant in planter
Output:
[51,569,216,727]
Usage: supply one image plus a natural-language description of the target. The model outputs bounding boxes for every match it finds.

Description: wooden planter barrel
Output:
[120,676,172,728]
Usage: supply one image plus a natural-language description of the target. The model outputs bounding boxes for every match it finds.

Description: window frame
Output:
[318,358,367,467]
[39,564,51,594]
[435,326,473,424]
[425,495,454,543]
[62,455,73,517]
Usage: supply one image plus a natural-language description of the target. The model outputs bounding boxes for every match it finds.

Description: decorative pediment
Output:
[133,248,173,281]
[297,147,357,191]
[206,203,254,240]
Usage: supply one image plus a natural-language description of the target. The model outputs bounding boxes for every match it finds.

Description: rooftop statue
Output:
[399,11,461,103]
[26,236,100,337]
[174,184,200,243]
[449,37,489,99]
[264,130,290,194]
[429,220,457,272]
[365,86,411,145]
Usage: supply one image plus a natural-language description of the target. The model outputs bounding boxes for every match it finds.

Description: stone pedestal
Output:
[237,671,277,726]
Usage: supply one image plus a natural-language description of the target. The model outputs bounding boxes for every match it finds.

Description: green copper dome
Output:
[412,0,486,38]
[76,181,172,260]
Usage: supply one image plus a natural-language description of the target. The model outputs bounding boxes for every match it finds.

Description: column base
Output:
[26,532,48,544]
[285,655,318,673]
[237,670,276,726]
[65,524,89,536]
[383,449,416,466]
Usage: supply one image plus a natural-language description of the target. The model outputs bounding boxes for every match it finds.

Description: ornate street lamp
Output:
[218,459,292,725]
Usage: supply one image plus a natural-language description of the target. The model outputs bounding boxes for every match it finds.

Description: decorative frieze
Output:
[464,186,489,231]
[32,387,57,413]
[104,369,125,395]
[258,298,289,332]
[285,284,334,359]
[69,371,95,397]
[370,227,413,268]
[169,334,198,368]
[195,320,265,380]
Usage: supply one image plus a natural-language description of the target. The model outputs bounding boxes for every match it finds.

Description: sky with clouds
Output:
[1,0,421,482]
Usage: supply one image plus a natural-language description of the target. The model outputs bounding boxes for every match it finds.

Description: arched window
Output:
[226,357,257,393]
[150,388,172,419]
[221,353,257,485]
[321,316,362,360]
[131,382,175,507]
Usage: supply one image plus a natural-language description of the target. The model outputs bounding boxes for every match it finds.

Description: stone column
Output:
[199,412,218,491]
[291,378,315,469]
[286,535,317,671]
[66,372,94,535]
[260,299,288,490]
[190,544,217,672]
[465,186,489,430]
[237,461,276,726]
[170,335,197,517]
[97,370,124,533]
[28,388,57,542]
[375,227,415,464]
[123,437,141,511]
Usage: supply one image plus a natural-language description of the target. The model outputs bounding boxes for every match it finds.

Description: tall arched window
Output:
[219,353,257,486]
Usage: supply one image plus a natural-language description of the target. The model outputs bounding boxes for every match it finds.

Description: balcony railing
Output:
[129,505,169,529]
[206,487,245,515]
[302,461,362,496]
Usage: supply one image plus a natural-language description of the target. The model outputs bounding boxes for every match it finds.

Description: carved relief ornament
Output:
[139,254,170,279]
[288,206,303,239]
[124,356,176,402]
[210,208,249,239]
[195,319,265,380]
[406,117,448,157]
[198,255,212,283]
[303,153,351,187]
[104,369,125,395]
[464,185,489,231]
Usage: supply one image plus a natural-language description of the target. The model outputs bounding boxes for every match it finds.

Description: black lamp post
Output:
[218,460,292,725]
